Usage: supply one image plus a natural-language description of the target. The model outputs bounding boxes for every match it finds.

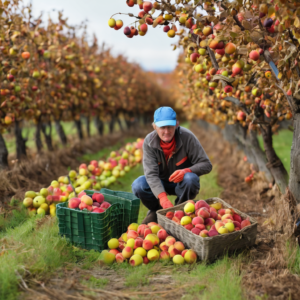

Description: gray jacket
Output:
[142,126,212,197]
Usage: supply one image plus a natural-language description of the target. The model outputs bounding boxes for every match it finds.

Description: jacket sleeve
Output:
[186,133,212,176]
[143,141,166,198]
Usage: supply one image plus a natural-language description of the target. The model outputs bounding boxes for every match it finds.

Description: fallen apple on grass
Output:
[99,222,198,266]
[22,138,144,218]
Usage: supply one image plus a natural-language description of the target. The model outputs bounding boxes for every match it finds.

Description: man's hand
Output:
[158,192,173,209]
[169,168,192,183]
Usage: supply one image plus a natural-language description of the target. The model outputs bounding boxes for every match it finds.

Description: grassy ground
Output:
[0,133,240,300]
[0,216,102,300]
[0,161,239,300]
[79,137,138,162]
[2,122,294,299]
[258,129,293,174]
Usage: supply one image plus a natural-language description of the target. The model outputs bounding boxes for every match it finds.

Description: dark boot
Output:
[141,210,157,224]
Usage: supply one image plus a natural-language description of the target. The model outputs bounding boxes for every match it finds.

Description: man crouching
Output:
[132,107,212,224]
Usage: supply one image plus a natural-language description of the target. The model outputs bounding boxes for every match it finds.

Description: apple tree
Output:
[0,1,170,167]
[109,0,300,202]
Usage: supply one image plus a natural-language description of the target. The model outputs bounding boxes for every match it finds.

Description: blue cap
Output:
[154,107,176,127]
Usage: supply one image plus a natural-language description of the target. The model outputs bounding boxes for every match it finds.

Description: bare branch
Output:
[110,12,137,19]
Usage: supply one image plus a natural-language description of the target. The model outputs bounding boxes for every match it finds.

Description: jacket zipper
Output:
[167,152,175,165]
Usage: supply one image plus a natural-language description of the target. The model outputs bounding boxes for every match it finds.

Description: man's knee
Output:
[132,176,149,196]
[132,176,145,195]
[132,176,159,211]
[175,172,200,202]
[182,172,200,188]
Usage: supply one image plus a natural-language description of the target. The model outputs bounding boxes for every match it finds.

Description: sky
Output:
[23,0,181,72]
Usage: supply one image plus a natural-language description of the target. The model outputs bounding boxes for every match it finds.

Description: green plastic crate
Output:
[56,201,122,251]
[85,188,140,235]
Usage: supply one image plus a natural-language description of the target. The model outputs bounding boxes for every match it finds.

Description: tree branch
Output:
[245,71,257,86]
[275,83,300,115]
[207,47,219,70]
[233,15,245,31]
[263,50,280,82]
[224,96,250,114]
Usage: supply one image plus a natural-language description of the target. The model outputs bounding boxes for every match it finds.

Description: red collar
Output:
[160,136,176,162]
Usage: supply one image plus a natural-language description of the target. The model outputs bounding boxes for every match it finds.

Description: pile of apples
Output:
[22,138,144,217]
[68,191,111,213]
[99,222,198,266]
[166,200,251,237]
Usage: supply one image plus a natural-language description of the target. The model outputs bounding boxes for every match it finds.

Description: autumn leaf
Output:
[242,20,252,30]
[294,17,300,28]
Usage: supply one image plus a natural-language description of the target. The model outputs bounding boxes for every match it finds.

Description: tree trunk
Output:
[289,114,300,203]
[109,114,115,134]
[222,123,273,181]
[85,116,90,137]
[236,125,259,168]
[14,120,27,160]
[249,130,273,182]
[55,120,67,145]
[74,119,83,140]
[35,117,43,152]
[261,124,289,192]
[197,119,210,131]
[41,122,54,151]
[143,114,150,125]
[125,113,131,129]
[117,115,123,132]
[0,133,8,169]
[95,117,104,136]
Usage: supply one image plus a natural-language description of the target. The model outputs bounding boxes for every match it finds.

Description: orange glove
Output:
[158,192,173,209]
[169,168,192,183]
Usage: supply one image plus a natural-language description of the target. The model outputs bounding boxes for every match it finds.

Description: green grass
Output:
[258,129,293,174]
[81,276,109,289]
[0,121,242,298]
[100,161,242,299]
[180,121,190,129]
[0,217,100,300]
[80,137,138,162]
[108,163,148,224]
[176,255,243,300]
[120,263,152,287]
[0,205,28,233]
[287,241,300,275]
[198,167,223,199]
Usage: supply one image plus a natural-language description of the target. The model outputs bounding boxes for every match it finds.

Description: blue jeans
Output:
[132,173,200,211]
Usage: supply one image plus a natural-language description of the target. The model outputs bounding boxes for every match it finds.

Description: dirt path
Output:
[21,122,300,300]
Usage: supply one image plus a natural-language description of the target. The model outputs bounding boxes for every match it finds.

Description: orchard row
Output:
[0,1,170,165]
[110,0,300,202]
